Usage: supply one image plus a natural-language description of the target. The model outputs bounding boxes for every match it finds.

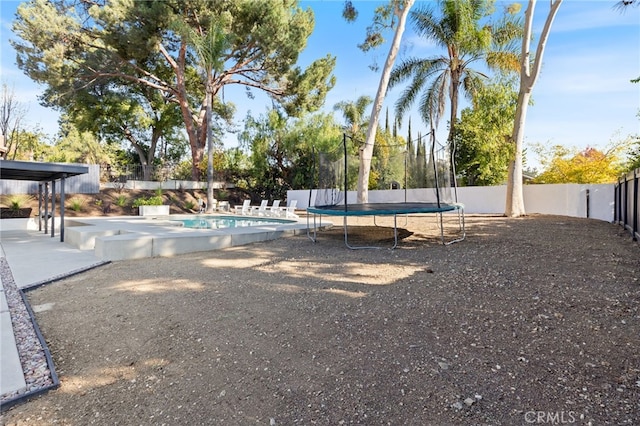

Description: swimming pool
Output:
[171,215,295,229]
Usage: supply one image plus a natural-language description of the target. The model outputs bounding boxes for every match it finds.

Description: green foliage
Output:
[388,0,523,148]
[1,194,34,210]
[114,195,128,208]
[216,189,229,201]
[333,96,373,138]
[132,195,164,208]
[68,198,85,212]
[455,78,518,186]
[627,141,640,172]
[238,108,344,199]
[342,1,358,21]
[49,120,113,164]
[12,0,336,181]
[371,128,406,189]
[2,128,49,161]
[184,200,196,210]
[624,112,640,172]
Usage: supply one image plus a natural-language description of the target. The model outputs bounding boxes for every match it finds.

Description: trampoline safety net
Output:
[311,132,457,208]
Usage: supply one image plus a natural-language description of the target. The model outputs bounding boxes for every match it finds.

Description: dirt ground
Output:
[2,214,640,425]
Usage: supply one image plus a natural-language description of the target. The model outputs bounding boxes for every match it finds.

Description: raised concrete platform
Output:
[63,215,323,261]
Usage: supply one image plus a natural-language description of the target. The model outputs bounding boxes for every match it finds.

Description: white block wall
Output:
[288,183,615,222]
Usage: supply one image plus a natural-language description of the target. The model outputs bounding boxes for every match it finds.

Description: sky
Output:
[1,0,639,170]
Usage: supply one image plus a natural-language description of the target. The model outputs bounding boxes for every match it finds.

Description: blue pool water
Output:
[171,215,294,229]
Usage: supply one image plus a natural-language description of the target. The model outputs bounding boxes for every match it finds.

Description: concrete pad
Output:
[0,311,26,396]
[94,234,154,261]
[151,233,233,258]
[1,230,105,289]
[65,226,124,250]
[230,228,292,247]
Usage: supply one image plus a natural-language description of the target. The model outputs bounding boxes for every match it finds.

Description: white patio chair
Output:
[251,199,269,216]
[233,199,251,215]
[280,199,298,218]
[266,200,281,216]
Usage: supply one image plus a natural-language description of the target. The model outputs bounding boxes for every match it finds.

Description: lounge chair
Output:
[266,200,281,216]
[280,199,298,218]
[251,199,269,216]
[233,199,251,215]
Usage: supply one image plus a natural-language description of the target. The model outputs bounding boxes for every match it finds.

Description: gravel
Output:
[1,214,639,425]
[0,257,54,406]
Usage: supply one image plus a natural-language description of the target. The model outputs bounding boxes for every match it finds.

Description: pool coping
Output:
[63,214,332,261]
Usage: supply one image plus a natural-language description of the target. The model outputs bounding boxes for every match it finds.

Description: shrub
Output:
[184,200,196,210]
[69,198,85,212]
[115,195,128,207]
[132,195,164,208]
[1,194,34,211]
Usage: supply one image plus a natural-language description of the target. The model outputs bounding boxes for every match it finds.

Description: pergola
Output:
[0,160,89,242]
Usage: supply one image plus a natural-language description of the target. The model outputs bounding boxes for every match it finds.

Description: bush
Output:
[1,194,34,210]
[115,195,128,207]
[68,198,85,212]
[132,195,164,208]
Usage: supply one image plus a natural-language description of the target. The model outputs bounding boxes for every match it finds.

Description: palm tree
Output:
[389,0,522,149]
[173,15,229,212]
[333,95,373,139]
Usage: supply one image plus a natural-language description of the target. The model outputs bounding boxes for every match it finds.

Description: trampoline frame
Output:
[306,202,466,250]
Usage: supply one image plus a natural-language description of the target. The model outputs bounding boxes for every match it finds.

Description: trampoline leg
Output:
[306,212,319,243]
[443,206,466,245]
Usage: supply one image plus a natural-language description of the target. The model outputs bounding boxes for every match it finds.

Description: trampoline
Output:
[306,132,466,249]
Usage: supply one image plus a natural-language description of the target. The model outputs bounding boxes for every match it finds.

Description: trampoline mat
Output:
[307,202,461,216]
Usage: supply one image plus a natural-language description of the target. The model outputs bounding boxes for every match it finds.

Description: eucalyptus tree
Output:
[343,0,415,202]
[505,0,562,217]
[388,0,523,155]
[12,0,336,181]
[0,83,29,160]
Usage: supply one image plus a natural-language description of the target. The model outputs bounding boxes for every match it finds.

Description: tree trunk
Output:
[357,0,415,203]
[172,43,205,182]
[206,81,215,213]
[505,89,530,216]
[504,0,562,217]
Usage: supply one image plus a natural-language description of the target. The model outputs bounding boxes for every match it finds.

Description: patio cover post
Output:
[60,175,66,242]
[44,182,49,235]
[38,183,43,231]
[51,179,56,238]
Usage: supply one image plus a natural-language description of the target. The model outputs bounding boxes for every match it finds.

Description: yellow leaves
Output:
[533,144,625,184]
